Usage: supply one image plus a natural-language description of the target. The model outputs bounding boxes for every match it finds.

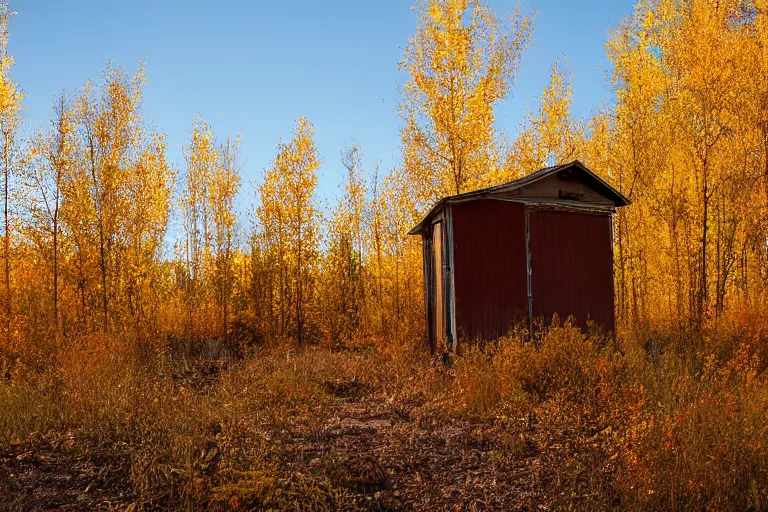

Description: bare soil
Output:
[0,433,135,511]
[0,383,545,511]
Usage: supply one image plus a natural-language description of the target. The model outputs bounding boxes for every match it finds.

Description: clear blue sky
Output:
[10,1,632,215]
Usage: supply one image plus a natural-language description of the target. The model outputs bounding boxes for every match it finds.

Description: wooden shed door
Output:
[452,200,528,341]
[528,210,615,331]
[432,222,445,344]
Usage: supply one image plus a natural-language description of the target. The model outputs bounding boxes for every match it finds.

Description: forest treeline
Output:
[2,0,768,367]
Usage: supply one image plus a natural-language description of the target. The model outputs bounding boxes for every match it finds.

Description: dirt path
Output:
[0,434,135,511]
[271,384,543,510]
[0,386,541,511]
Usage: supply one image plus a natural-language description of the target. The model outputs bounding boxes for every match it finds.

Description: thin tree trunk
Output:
[279,219,285,341]
[97,208,108,333]
[297,217,303,345]
[53,215,58,334]
[699,162,709,331]
[617,210,627,323]
[3,136,10,325]
[223,236,230,338]
[88,135,109,334]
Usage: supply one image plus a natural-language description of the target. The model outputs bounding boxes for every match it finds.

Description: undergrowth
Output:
[2,321,768,510]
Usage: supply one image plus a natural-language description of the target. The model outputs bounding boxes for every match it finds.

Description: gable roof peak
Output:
[407,160,630,235]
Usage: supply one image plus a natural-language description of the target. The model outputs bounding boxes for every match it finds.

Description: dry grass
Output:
[2,321,768,510]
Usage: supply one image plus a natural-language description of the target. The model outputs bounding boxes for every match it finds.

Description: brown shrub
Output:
[4,319,768,511]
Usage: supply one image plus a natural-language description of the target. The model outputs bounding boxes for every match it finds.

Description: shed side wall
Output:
[422,230,436,353]
[452,200,528,341]
[529,209,615,331]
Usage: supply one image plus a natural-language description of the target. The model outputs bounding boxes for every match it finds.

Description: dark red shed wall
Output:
[452,200,528,341]
[529,210,615,331]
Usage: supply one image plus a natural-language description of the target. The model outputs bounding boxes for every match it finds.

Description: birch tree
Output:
[399,0,533,205]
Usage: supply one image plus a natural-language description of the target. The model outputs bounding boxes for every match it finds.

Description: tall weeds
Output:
[2,322,768,510]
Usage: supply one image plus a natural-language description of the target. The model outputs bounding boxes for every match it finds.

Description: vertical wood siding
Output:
[432,222,445,344]
[529,209,615,331]
[422,230,436,353]
[452,200,528,341]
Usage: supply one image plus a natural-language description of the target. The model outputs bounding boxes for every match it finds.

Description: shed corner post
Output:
[445,203,457,352]
[525,206,533,335]
[609,209,617,334]
[422,226,435,354]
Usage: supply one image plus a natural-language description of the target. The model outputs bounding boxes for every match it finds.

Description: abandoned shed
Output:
[408,160,631,353]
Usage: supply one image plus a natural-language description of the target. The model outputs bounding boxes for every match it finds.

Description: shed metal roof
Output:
[407,160,630,235]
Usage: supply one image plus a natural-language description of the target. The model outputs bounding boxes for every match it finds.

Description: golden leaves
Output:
[256,116,322,342]
[400,0,534,203]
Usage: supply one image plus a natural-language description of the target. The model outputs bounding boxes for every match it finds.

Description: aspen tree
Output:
[368,163,386,333]
[341,145,367,312]
[586,0,763,330]
[181,117,217,338]
[326,144,367,341]
[283,117,320,345]
[651,0,754,327]
[399,0,533,205]
[376,167,423,338]
[24,92,74,335]
[257,148,289,341]
[505,58,584,179]
[0,1,23,326]
[258,117,320,344]
[74,63,144,334]
[602,5,669,325]
[212,134,242,336]
[123,132,173,333]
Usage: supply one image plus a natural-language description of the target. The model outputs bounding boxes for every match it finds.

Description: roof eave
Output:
[406,160,631,234]
[407,198,446,236]
[570,160,631,207]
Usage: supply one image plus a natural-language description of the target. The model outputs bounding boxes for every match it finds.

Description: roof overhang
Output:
[407,160,630,236]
